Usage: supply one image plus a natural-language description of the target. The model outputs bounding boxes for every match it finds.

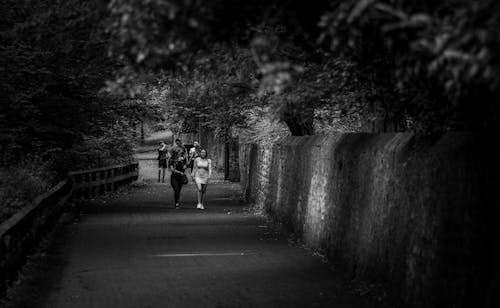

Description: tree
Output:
[1,0,163,221]
[140,45,259,136]
[0,0,156,169]
[319,0,500,131]
[107,0,354,136]
[106,0,500,134]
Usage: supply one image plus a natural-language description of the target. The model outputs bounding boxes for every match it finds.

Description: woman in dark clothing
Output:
[169,155,186,209]
[158,141,169,183]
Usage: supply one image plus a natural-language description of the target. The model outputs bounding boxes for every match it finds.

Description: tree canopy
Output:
[107,0,500,134]
[2,1,499,157]
[0,0,158,169]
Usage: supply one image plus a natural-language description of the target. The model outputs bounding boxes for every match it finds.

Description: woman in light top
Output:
[191,149,211,210]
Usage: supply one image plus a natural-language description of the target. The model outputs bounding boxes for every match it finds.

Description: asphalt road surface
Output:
[32,182,379,308]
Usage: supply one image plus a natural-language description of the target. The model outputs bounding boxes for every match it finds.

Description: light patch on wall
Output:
[256,147,273,209]
[303,136,337,248]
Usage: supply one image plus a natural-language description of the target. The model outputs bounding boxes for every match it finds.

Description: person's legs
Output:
[201,184,207,205]
[158,160,163,182]
[189,160,194,174]
[178,180,184,204]
[196,182,202,205]
[171,175,181,206]
[161,167,166,183]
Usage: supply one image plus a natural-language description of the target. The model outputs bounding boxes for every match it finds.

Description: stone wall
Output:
[240,143,273,209]
[240,133,499,307]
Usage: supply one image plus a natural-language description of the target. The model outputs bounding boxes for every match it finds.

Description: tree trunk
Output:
[224,142,230,180]
[223,126,230,180]
[140,121,145,144]
[132,122,137,139]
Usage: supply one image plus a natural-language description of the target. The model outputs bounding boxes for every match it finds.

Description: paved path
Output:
[36,183,377,308]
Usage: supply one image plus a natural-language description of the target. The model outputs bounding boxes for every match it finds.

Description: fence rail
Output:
[0,162,139,295]
[69,162,139,198]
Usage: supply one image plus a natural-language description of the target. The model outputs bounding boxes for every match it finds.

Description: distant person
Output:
[170,138,187,161]
[169,139,187,209]
[191,149,211,210]
[188,141,201,173]
[157,141,169,183]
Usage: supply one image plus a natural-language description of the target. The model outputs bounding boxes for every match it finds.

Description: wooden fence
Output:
[69,162,139,198]
[0,162,139,295]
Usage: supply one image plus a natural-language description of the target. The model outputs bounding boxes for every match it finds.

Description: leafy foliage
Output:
[107,1,370,135]
[0,0,156,221]
[138,45,262,135]
[106,0,325,69]
[107,0,500,133]
[0,155,57,223]
[0,0,154,168]
[320,0,500,131]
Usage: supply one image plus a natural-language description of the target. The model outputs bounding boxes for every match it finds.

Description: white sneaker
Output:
[199,204,205,210]
[196,203,202,209]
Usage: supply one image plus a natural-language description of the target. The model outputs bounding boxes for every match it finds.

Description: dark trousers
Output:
[170,174,184,203]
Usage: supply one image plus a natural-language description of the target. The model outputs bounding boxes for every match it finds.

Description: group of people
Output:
[158,139,212,210]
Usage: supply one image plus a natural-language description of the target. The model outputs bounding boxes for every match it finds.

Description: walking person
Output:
[169,138,187,209]
[191,149,211,210]
[169,155,187,209]
[188,141,201,173]
[157,141,169,183]
[170,138,187,161]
